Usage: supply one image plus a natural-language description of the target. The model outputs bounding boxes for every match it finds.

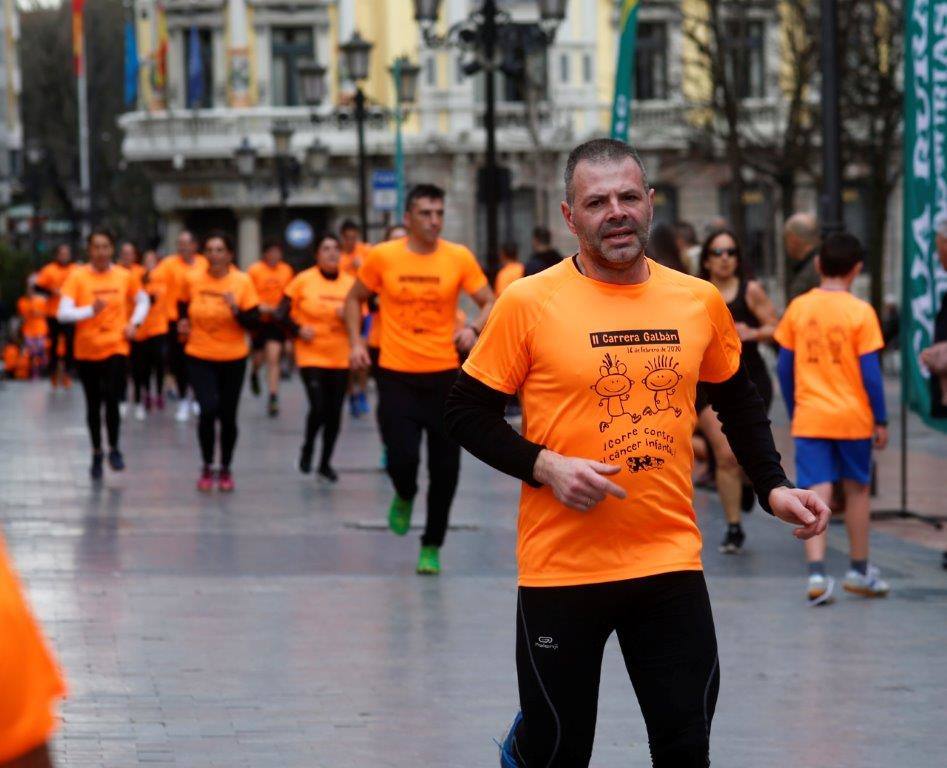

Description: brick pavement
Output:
[1,376,945,767]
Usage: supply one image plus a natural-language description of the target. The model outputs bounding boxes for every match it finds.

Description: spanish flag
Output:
[71,0,84,76]
[610,0,641,141]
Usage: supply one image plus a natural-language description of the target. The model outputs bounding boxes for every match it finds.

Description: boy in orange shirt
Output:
[775,232,890,605]
[17,277,48,378]
[34,244,77,388]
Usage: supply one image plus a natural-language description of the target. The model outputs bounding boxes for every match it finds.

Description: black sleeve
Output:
[703,363,793,514]
[177,301,189,319]
[444,370,544,488]
[235,306,261,330]
[33,285,54,297]
[273,296,301,337]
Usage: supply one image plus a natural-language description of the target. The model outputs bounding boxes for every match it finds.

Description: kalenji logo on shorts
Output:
[589,329,681,348]
[535,636,558,650]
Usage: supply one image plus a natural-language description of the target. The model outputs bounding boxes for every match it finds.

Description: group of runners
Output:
[4,138,900,768]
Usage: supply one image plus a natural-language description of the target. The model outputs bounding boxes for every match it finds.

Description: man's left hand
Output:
[453,326,478,353]
[767,486,830,540]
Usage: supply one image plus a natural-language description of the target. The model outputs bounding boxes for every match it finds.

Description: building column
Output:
[163,212,185,255]
[236,208,261,268]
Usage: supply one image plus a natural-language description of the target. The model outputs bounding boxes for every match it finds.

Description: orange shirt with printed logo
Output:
[151,253,208,321]
[247,260,294,314]
[34,262,77,317]
[181,266,259,361]
[60,265,142,361]
[18,296,48,338]
[358,237,488,373]
[284,268,355,369]
[495,262,525,296]
[0,536,67,764]
[774,288,884,440]
[463,258,742,587]
[339,242,372,277]
[135,268,171,341]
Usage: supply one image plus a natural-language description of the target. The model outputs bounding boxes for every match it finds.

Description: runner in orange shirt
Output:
[0,534,67,768]
[34,244,77,388]
[494,241,525,297]
[281,233,355,482]
[17,276,48,378]
[339,220,374,417]
[151,231,208,422]
[131,249,171,420]
[116,242,146,416]
[58,228,150,480]
[247,240,294,417]
[178,231,260,493]
[444,139,830,767]
[344,184,495,575]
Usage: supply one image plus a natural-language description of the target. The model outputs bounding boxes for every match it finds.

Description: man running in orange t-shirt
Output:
[344,184,495,575]
[339,219,374,417]
[444,140,830,767]
[247,240,294,416]
[34,244,77,388]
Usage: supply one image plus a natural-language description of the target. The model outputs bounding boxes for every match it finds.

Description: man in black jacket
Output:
[445,138,830,768]
[523,226,563,277]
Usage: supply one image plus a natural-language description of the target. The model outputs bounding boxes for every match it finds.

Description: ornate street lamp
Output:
[340,30,373,83]
[298,60,329,107]
[305,138,331,178]
[340,31,374,236]
[271,120,293,157]
[390,56,421,216]
[234,137,257,178]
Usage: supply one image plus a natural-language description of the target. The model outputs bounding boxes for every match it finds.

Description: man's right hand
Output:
[532,449,627,511]
[298,326,315,342]
[91,298,108,315]
[349,340,371,371]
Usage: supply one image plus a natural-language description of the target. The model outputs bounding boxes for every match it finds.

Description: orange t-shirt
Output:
[494,262,525,296]
[0,536,67,763]
[18,296,48,338]
[135,268,172,341]
[3,343,19,373]
[463,258,742,587]
[60,265,142,361]
[339,242,373,277]
[151,253,208,321]
[357,237,488,373]
[284,268,355,369]
[34,262,77,317]
[247,260,294,314]
[774,288,884,440]
[181,266,260,361]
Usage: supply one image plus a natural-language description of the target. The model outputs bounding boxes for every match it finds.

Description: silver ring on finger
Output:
[586,496,593,507]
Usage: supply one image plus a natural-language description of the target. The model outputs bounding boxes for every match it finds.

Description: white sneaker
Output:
[190,399,201,416]
[842,565,890,597]
[134,404,146,421]
[175,400,190,422]
[807,574,835,606]
[119,402,128,418]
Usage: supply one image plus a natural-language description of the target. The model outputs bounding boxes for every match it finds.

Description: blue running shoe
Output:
[357,390,370,415]
[498,712,523,767]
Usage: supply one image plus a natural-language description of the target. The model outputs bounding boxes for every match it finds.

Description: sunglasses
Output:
[709,247,738,258]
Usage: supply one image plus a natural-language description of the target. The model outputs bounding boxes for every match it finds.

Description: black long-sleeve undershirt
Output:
[177,301,261,331]
[445,364,791,513]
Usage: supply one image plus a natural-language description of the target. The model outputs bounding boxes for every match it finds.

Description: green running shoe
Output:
[416,545,441,575]
[388,494,413,536]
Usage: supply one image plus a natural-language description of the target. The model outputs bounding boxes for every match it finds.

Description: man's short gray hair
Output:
[564,138,649,205]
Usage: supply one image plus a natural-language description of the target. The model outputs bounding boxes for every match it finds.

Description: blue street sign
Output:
[372,170,398,212]
[285,219,314,249]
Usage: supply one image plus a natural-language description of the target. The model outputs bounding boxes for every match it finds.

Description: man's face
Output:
[263,246,283,265]
[88,235,113,269]
[562,158,654,267]
[55,245,71,265]
[177,232,196,258]
[404,197,444,246]
[936,231,947,271]
[340,227,360,252]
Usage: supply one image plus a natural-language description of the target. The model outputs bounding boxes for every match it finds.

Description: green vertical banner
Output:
[610,0,641,141]
[902,0,947,431]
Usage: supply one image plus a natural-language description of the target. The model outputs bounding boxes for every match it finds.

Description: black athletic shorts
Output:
[251,322,286,350]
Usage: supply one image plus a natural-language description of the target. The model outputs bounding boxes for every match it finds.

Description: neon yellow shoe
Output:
[416,545,441,575]
[388,494,413,536]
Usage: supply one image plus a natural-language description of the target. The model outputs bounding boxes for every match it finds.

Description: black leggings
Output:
[300,367,349,468]
[77,355,127,452]
[512,571,719,768]
[47,316,75,375]
[167,324,189,397]
[131,335,166,403]
[376,368,460,547]
[187,356,247,470]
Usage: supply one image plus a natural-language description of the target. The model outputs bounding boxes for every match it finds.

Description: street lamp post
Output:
[25,140,46,268]
[340,31,374,238]
[414,0,566,275]
[820,0,844,238]
[389,56,421,217]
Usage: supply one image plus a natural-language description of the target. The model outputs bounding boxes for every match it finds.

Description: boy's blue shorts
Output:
[794,437,872,488]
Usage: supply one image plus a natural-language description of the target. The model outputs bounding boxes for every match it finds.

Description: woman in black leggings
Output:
[178,232,260,492]
[280,233,355,482]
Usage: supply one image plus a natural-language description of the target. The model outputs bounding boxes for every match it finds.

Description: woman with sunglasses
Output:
[698,228,780,554]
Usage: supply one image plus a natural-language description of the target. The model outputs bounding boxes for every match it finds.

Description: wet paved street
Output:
[2,377,946,767]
